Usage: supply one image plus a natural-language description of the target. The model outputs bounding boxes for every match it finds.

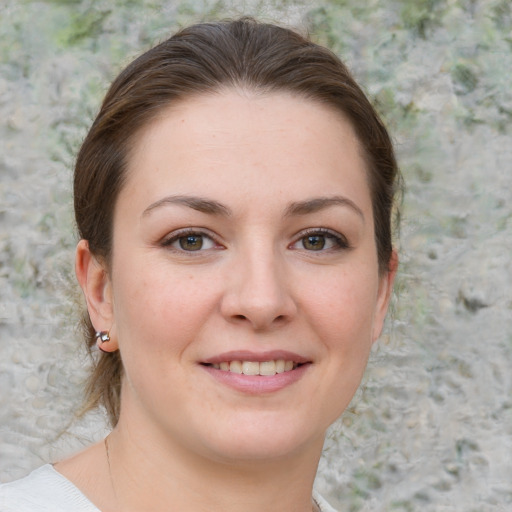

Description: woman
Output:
[1,17,399,512]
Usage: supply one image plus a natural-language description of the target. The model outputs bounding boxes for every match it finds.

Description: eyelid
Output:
[160,227,224,251]
[289,227,350,251]
[159,227,349,252]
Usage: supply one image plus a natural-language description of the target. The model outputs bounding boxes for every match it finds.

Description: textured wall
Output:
[1,0,511,510]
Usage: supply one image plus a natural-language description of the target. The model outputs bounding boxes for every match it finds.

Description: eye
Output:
[162,230,219,252]
[291,229,349,252]
[302,234,328,251]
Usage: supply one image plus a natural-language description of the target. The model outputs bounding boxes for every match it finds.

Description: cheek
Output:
[111,259,219,351]
[301,265,379,366]
[306,269,379,420]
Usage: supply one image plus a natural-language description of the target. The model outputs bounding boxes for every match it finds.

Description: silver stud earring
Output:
[95,331,111,352]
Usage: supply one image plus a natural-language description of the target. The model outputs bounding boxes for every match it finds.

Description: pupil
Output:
[180,235,203,251]
[304,235,325,250]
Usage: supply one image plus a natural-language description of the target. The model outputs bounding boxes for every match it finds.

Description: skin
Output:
[60,89,397,512]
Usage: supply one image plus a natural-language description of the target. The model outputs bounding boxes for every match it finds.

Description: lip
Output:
[202,350,310,365]
[200,350,312,394]
[201,363,311,394]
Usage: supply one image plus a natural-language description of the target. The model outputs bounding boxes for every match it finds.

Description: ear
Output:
[372,249,398,343]
[75,239,118,352]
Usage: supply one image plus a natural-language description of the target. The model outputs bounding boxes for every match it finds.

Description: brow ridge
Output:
[142,195,232,217]
[284,196,365,220]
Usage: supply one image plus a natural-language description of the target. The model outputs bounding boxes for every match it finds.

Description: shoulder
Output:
[313,490,339,512]
[0,464,100,512]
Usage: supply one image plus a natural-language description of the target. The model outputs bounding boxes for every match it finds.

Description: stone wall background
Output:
[0,0,511,510]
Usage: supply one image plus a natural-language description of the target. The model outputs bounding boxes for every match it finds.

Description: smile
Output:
[205,360,298,376]
[200,351,311,393]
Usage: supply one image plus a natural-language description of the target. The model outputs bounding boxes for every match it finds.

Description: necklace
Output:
[104,435,119,506]
[104,436,320,511]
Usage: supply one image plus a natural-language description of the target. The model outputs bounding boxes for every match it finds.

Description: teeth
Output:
[229,361,243,374]
[275,359,285,373]
[213,360,299,376]
[242,361,260,375]
[259,361,276,376]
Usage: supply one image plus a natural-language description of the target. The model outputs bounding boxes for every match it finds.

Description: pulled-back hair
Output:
[74,17,400,426]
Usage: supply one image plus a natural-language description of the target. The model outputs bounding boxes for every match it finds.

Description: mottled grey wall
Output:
[1,0,511,510]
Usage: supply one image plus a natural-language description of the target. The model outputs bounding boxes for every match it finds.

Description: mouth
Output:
[201,359,303,376]
[200,351,311,393]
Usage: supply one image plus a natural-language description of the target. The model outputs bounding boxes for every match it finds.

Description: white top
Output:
[0,464,337,511]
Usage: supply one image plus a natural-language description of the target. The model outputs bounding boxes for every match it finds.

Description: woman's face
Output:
[93,90,395,462]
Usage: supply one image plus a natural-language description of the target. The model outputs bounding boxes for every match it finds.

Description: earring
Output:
[95,331,111,353]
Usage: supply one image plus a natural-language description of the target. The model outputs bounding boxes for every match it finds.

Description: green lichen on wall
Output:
[1,0,511,510]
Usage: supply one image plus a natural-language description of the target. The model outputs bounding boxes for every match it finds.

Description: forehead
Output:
[121,89,372,216]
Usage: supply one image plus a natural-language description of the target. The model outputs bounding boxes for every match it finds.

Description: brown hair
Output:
[74,17,401,426]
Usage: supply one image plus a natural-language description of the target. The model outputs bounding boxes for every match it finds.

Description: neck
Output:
[106,417,324,512]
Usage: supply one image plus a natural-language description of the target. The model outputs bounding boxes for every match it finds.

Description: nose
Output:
[220,246,297,331]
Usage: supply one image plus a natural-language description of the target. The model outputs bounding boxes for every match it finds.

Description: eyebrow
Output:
[142,195,232,217]
[142,194,364,221]
[284,196,365,221]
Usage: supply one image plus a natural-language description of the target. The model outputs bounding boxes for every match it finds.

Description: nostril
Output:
[232,313,286,323]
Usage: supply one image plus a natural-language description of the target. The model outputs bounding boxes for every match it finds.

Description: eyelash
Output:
[291,228,350,252]
[160,228,222,253]
[160,227,350,254]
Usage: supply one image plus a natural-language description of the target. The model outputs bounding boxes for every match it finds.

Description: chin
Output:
[194,412,326,464]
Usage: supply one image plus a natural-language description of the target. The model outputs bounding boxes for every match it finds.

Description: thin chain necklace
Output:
[104,435,320,512]
[104,435,119,507]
